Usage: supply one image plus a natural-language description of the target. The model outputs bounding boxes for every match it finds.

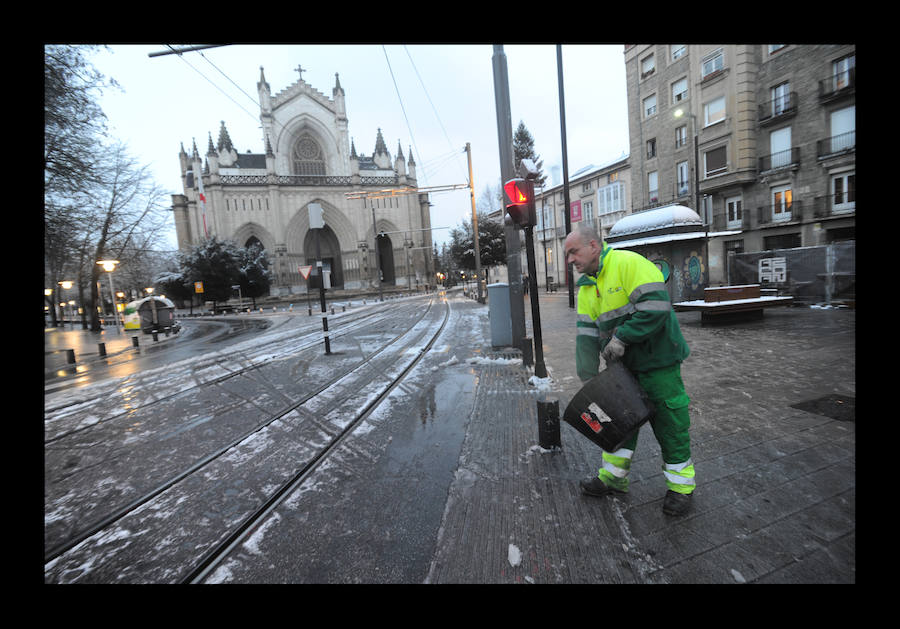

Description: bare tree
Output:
[85,142,170,331]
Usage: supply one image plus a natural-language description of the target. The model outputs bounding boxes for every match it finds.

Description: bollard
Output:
[537,398,561,449]
[342,305,346,312]
[322,316,332,355]
[66,349,76,364]
[521,337,534,368]
[132,336,140,348]
[98,342,106,357]
[152,331,158,341]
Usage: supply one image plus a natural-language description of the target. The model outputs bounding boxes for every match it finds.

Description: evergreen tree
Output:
[513,121,546,186]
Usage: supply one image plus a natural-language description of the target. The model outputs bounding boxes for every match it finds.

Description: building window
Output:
[672,77,688,103]
[704,95,726,126]
[704,146,727,177]
[643,94,657,118]
[725,239,744,256]
[772,184,793,221]
[768,44,786,55]
[676,161,689,197]
[770,126,792,168]
[292,134,326,176]
[675,125,687,148]
[584,201,594,222]
[833,54,855,90]
[726,195,743,228]
[701,49,724,79]
[608,172,619,184]
[582,181,592,192]
[671,45,686,61]
[771,82,791,116]
[646,138,657,158]
[598,182,624,215]
[831,171,855,212]
[830,105,855,153]
[641,53,655,78]
[648,171,659,203]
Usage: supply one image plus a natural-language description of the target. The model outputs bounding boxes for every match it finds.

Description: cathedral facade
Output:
[171,66,433,294]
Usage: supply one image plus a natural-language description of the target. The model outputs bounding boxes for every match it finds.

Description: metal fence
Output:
[727,240,855,305]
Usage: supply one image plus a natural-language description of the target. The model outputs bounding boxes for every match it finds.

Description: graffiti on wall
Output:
[684,250,705,291]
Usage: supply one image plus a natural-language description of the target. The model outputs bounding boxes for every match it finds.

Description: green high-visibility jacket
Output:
[575,245,689,380]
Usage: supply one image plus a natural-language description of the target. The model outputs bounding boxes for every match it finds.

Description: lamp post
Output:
[57,280,73,327]
[674,107,702,221]
[97,260,121,334]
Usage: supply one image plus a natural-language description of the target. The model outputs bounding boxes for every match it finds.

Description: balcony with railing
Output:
[758,92,798,126]
[819,67,855,102]
[757,199,803,226]
[758,147,801,173]
[218,174,400,186]
[812,193,855,219]
[817,130,855,159]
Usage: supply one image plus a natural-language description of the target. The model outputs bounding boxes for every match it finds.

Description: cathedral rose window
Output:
[292,135,326,176]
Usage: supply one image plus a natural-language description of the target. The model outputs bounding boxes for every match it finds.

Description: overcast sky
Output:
[86,44,630,249]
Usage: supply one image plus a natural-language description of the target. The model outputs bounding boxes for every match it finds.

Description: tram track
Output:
[44,300,417,444]
[44,295,451,583]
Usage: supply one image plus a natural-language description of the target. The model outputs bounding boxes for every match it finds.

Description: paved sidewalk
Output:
[44,325,176,375]
[427,290,855,583]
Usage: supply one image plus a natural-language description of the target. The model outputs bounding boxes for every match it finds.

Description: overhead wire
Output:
[169,46,290,152]
[403,45,468,186]
[382,45,427,186]
[170,45,466,197]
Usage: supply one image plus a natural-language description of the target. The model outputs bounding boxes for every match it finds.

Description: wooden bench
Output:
[673,284,793,323]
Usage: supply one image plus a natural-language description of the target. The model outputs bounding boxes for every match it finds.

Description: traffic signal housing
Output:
[504,178,536,227]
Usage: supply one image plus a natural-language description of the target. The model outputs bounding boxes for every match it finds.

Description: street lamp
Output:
[57,280,73,327]
[97,260,121,334]
[674,107,703,222]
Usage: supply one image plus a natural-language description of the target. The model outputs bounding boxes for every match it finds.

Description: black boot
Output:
[662,490,692,516]
[580,476,627,497]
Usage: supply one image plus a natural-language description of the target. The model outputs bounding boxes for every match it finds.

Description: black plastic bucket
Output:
[562,361,656,451]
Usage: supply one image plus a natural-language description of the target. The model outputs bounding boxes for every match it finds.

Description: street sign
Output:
[298,265,313,280]
[194,281,204,293]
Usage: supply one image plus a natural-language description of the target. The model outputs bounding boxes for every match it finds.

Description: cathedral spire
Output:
[217,120,234,153]
[257,66,269,92]
[374,128,388,156]
[396,141,404,161]
[350,138,357,159]
[206,132,216,156]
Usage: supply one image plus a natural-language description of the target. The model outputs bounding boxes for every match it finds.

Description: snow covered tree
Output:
[448,214,506,280]
[513,121,546,186]
[176,237,271,311]
[236,240,272,308]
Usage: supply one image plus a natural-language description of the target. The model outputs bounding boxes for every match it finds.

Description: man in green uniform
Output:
[564,224,695,516]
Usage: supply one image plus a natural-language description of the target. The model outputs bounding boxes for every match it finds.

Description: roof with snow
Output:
[606,204,703,241]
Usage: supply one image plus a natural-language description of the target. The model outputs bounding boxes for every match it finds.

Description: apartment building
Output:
[624,44,855,283]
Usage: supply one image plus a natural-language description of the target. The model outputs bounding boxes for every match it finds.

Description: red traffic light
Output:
[504,178,536,227]
[504,179,531,205]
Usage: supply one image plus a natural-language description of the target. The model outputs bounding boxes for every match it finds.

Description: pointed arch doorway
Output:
[377,233,396,285]
[304,226,344,289]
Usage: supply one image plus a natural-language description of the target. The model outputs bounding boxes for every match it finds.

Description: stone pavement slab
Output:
[427,291,854,584]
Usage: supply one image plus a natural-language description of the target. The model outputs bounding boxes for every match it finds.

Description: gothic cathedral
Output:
[171,65,433,294]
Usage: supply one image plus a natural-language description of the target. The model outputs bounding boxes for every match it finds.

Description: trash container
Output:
[562,361,655,451]
[487,282,512,347]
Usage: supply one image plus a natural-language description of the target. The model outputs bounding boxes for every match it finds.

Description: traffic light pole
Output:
[492,45,526,350]
[523,224,547,378]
